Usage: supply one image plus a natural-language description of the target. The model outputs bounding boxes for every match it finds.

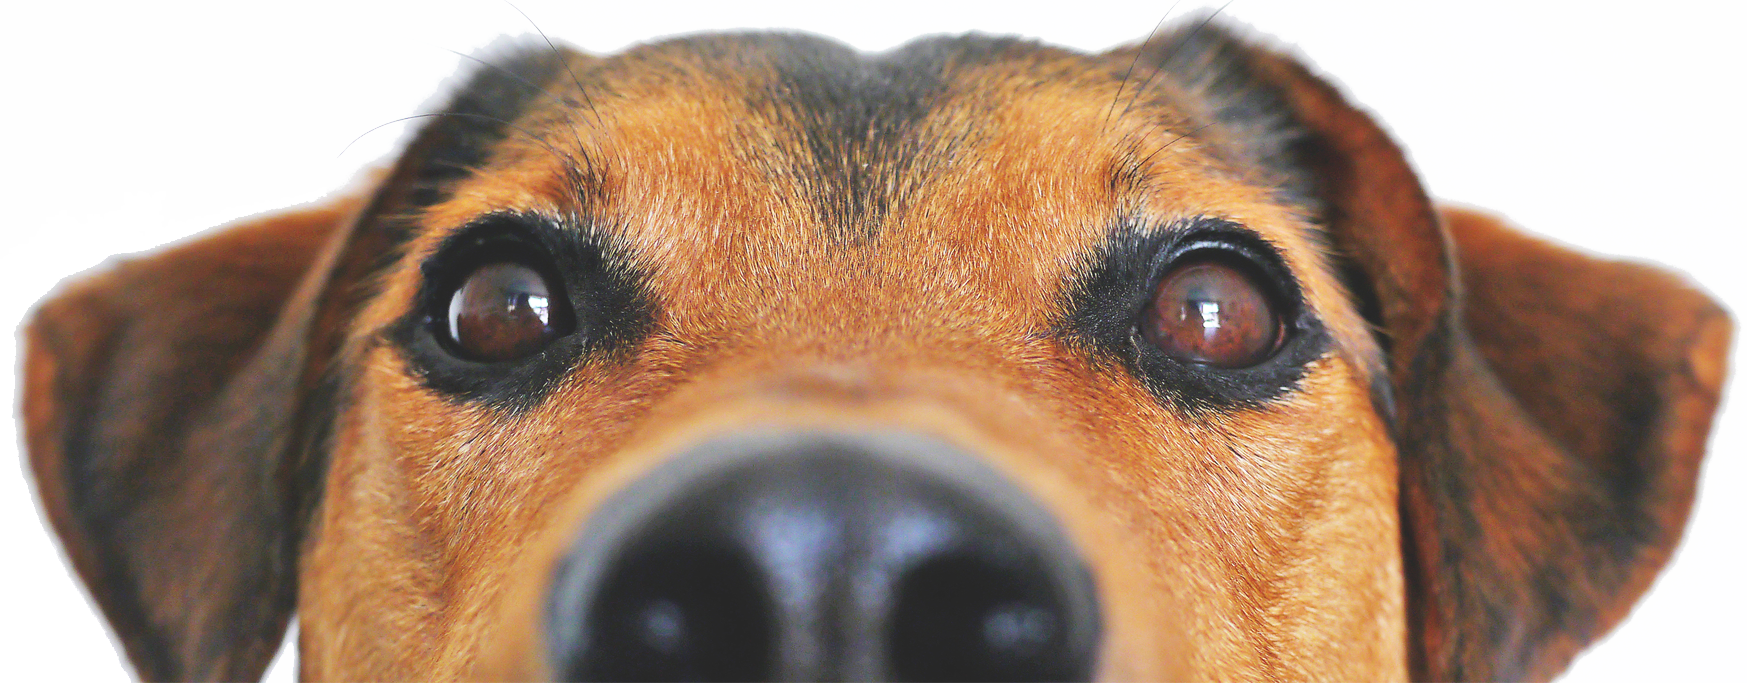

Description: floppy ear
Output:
[1418,205,1729,679]
[21,45,578,681]
[1126,18,1731,681]
[21,190,371,681]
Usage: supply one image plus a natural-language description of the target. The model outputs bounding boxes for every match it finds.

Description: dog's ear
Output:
[21,46,576,681]
[21,193,366,681]
[1120,18,1731,681]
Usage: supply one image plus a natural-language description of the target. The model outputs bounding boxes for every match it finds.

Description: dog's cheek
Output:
[297,350,520,679]
[298,390,442,678]
[302,339,687,678]
[1056,355,1405,681]
[1243,363,1404,681]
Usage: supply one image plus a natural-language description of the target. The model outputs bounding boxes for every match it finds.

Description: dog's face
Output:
[320,29,1405,682]
[21,18,1729,683]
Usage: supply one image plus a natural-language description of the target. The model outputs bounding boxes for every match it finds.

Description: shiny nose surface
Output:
[547,432,1100,682]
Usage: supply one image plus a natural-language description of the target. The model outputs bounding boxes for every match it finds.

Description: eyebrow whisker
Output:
[1117,0,1233,122]
[446,48,549,98]
[504,1,606,130]
[339,112,591,190]
[1105,2,1180,133]
[1134,121,1216,171]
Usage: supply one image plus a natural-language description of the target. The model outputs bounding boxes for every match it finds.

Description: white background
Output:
[1,1,1740,680]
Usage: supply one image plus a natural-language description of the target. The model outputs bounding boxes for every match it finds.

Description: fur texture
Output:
[21,18,1728,682]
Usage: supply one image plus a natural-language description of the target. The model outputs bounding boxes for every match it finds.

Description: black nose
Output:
[546,432,1100,682]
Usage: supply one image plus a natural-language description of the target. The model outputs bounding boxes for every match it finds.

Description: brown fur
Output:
[20,19,1728,682]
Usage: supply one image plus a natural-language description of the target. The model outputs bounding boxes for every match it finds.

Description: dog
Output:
[19,14,1730,682]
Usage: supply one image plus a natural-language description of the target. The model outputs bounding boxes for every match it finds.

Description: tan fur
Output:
[20,21,1727,683]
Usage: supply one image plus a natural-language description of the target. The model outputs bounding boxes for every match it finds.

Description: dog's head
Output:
[21,18,1729,682]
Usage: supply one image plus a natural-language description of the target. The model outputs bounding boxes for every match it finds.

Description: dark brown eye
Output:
[1140,256,1284,368]
[445,262,569,362]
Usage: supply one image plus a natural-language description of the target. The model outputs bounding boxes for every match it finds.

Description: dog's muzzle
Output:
[545,431,1101,681]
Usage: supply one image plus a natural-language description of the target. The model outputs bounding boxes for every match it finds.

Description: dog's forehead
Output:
[408,32,1329,343]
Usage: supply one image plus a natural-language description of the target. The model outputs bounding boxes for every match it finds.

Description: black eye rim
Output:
[1134,237,1298,369]
[1057,216,1333,411]
[392,212,657,412]
[424,233,577,364]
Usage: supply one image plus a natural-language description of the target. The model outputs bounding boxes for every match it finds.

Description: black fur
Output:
[742,33,1024,240]
[1130,17,1324,215]
[1125,19,1403,421]
[1057,216,1331,411]
[347,43,589,296]
[403,45,579,210]
[392,213,655,411]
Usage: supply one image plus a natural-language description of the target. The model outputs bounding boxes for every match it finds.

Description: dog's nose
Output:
[546,432,1100,682]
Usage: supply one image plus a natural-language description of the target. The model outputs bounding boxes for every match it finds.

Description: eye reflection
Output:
[444,262,566,362]
[1140,257,1283,368]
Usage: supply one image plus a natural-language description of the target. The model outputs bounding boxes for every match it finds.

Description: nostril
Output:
[567,543,773,682]
[889,551,1089,682]
[549,432,1100,681]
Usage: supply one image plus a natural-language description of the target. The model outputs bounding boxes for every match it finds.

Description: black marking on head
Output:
[742,34,1027,240]
[1128,16,1324,217]
[337,42,586,289]
[402,44,578,210]
[1121,17,1407,417]
[359,43,627,415]
[392,213,655,412]
[1056,216,1330,411]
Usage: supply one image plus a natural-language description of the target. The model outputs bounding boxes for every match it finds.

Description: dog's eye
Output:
[444,262,572,362]
[1140,254,1283,368]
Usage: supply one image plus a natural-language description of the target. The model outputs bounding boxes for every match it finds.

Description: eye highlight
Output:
[444,262,572,362]
[1140,253,1284,368]
[396,213,654,410]
[1058,216,1327,409]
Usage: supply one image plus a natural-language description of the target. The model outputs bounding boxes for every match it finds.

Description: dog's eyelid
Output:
[392,210,655,410]
[1144,218,1308,310]
[1060,214,1331,408]
[422,213,583,295]
[437,213,565,253]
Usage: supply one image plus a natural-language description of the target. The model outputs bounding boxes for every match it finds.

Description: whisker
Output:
[1135,121,1216,170]
[338,113,452,159]
[501,1,608,198]
[337,111,582,178]
[505,1,605,129]
[446,48,545,95]
[1117,0,1234,121]
[444,47,597,181]
[1105,2,1180,132]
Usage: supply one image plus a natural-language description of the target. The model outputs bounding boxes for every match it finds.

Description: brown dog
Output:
[19,15,1730,682]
